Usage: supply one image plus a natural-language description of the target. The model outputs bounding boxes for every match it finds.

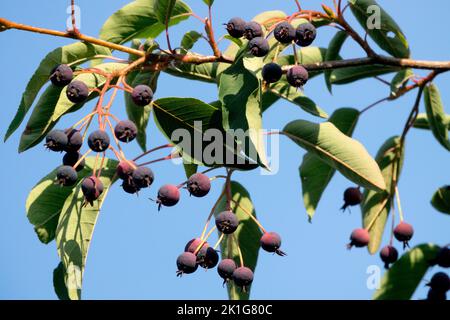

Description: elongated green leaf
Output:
[155,0,177,24]
[423,83,450,151]
[180,30,202,51]
[164,60,219,83]
[214,181,262,300]
[374,244,440,300]
[390,69,413,97]
[431,186,450,215]
[325,31,348,93]
[330,65,400,85]
[53,262,70,300]
[349,0,410,58]
[202,0,214,6]
[56,157,118,300]
[300,108,359,221]
[283,120,386,192]
[4,43,111,141]
[413,113,450,130]
[362,136,403,254]
[99,0,191,44]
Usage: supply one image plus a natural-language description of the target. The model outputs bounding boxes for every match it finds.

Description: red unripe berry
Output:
[260,232,286,256]
[393,221,414,249]
[379,245,399,269]
[347,228,370,249]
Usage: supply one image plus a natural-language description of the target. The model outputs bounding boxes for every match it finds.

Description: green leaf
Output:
[53,262,70,300]
[390,69,413,97]
[300,108,359,221]
[373,244,440,300]
[431,186,450,215]
[349,0,410,58]
[155,0,177,24]
[324,31,348,93]
[55,157,118,300]
[362,136,403,254]
[180,30,202,51]
[423,83,450,151]
[413,113,450,130]
[202,0,214,6]
[182,162,198,179]
[4,42,111,141]
[213,181,262,300]
[330,65,400,85]
[283,120,386,192]
[99,0,191,44]
[164,60,219,84]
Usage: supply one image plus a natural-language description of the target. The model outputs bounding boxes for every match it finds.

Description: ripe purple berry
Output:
[260,232,286,256]
[185,238,208,254]
[393,221,414,249]
[114,120,138,143]
[232,267,254,292]
[116,161,136,182]
[81,176,104,206]
[262,63,283,83]
[131,84,153,106]
[56,165,78,186]
[244,21,263,40]
[121,180,140,194]
[218,259,237,285]
[64,128,83,152]
[156,184,180,210]
[50,64,73,87]
[274,22,295,44]
[66,80,89,103]
[427,272,450,293]
[248,37,270,57]
[295,22,317,47]
[176,252,198,276]
[87,130,110,152]
[62,151,85,172]
[379,245,399,269]
[347,228,370,249]
[45,130,68,152]
[187,173,211,197]
[215,211,239,234]
[430,246,450,268]
[132,166,154,188]
[341,187,363,211]
[225,17,246,38]
[197,247,219,269]
[286,65,309,87]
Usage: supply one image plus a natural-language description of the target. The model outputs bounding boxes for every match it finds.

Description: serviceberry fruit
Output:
[427,272,450,293]
[121,180,140,194]
[66,80,89,103]
[286,65,309,87]
[50,64,73,87]
[116,161,136,182]
[379,245,399,269]
[187,173,211,197]
[87,130,110,152]
[114,120,138,143]
[81,176,104,206]
[56,165,78,187]
[232,267,254,292]
[430,246,450,268]
[393,221,414,249]
[156,184,180,210]
[45,130,68,152]
[62,151,85,172]
[217,259,237,285]
[426,288,447,301]
[274,22,295,44]
[248,37,269,57]
[260,232,286,256]
[295,22,317,47]
[132,166,154,188]
[64,128,83,152]
[341,187,363,211]
[262,63,282,83]
[185,238,208,254]
[176,252,198,277]
[131,84,153,106]
[197,247,219,269]
[347,228,370,249]
[243,21,263,40]
[215,211,239,234]
[225,17,246,38]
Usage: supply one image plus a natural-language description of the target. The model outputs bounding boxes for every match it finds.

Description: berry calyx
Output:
[132,166,154,188]
[66,80,89,103]
[232,267,254,292]
[50,64,73,87]
[64,128,83,152]
[347,228,370,249]
[116,161,136,182]
[248,37,269,57]
[379,245,399,269]
[341,187,363,211]
[427,272,450,293]
[81,176,104,206]
[185,238,208,254]
[156,184,180,210]
[215,211,239,234]
[260,232,286,256]
[286,65,309,87]
[176,252,198,277]
[243,21,263,40]
[62,151,85,172]
[131,84,153,106]
[274,22,295,44]
[262,63,283,84]
[393,221,414,249]
[45,130,68,152]
[56,165,78,186]
[87,130,110,152]
[225,17,246,38]
[197,247,219,269]
[217,259,237,286]
[114,120,138,143]
[295,22,317,47]
[187,173,211,197]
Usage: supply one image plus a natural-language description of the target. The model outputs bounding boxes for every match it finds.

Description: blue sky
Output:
[0,0,449,299]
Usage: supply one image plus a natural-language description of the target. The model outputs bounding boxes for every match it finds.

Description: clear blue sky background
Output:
[0,0,449,300]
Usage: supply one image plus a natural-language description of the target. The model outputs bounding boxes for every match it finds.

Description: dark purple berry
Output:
[114,120,138,143]
[394,221,414,249]
[225,17,246,38]
[132,166,154,188]
[218,259,237,285]
[81,176,104,206]
[274,22,295,44]
[341,187,363,211]
[187,173,211,197]
[62,151,85,172]
[45,130,68,152]
[427,288,447,301]
[56,165,78,186]
[262,63,282,83]
[50,64,73,87]
[87,130,110,152]
[156,184,180,210]
[197,247,219,269]
[185,238,208,254]
[295,22,317,47]
[286,65,309,87]
[431,246,450,268]
[232,267,254,292]
[121,180,140,194]
[131,85,153,106]
[379,245,399,269]
[244,21,263,40]
[347,228,370,249]
[427,272,450,293]
[176,252,198,276]
[260,232,286,256]
[215,211,239,234]
[116,161,136,182]
[248,37,270,57]
[64,128,83,152]
[66,80,89,103]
